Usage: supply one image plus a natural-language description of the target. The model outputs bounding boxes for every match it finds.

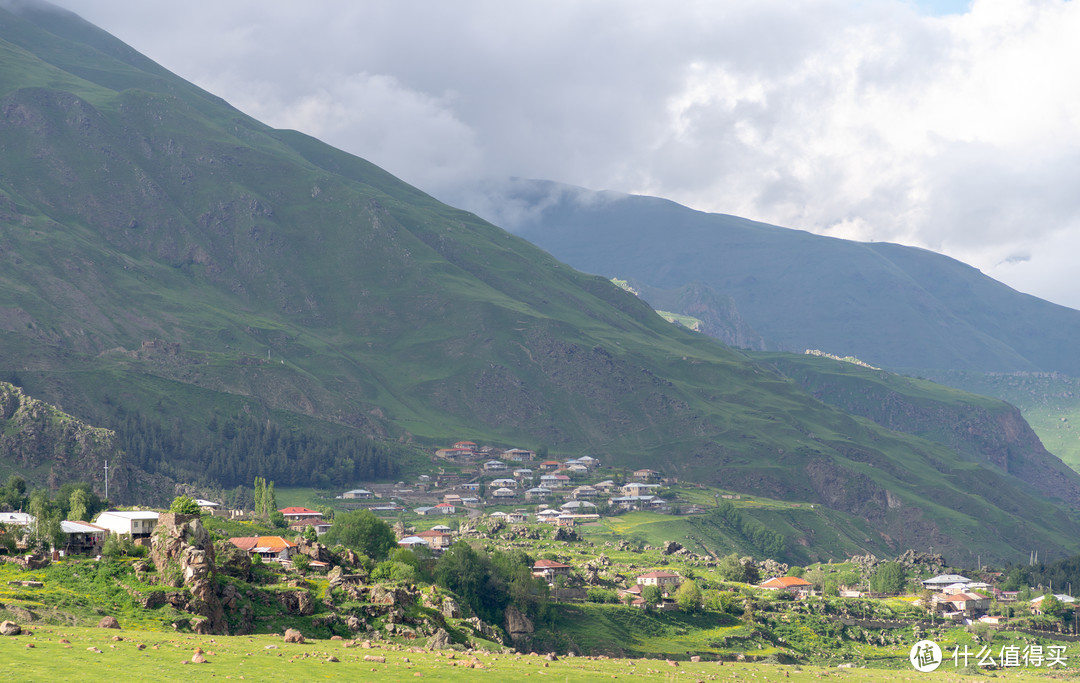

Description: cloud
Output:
[48,0,1080,308]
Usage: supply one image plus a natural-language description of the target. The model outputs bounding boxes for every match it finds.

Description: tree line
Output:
[105,407,401,489]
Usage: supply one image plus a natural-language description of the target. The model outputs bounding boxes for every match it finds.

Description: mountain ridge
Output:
[1,2,1079,563]
[460,178,1080,374]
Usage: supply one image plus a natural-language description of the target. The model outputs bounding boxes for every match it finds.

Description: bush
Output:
[292,554,311,573]
[587,588,620,604]
[169,495,201,515]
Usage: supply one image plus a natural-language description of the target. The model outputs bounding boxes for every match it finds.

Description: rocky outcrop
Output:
[505,606,534,644]
[150,513,226,633]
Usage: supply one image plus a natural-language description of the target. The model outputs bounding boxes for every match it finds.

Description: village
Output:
[1,438,1076,632]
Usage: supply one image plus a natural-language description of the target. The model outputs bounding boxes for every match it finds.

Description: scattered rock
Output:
[283,629,305,644]
[363,655,386,663]
[192,652,208,664]
[326,655,339,663]
[427,628,452,650]
[0,621,21,636]
[87,647,102,653]
[97,616,121,629]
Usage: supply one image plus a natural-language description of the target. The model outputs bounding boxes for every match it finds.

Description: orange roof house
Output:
[759,576,814,594]
[532,559,572,578]
[229,535,298,562]
[278,507,323,521]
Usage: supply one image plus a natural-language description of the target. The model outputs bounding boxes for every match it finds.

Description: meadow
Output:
[3,624,1069,682]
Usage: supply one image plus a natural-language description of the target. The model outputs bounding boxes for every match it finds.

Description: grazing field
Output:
[3,624,1065,682]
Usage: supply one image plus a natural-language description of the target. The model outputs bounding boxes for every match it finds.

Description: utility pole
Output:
[104,459,109,501]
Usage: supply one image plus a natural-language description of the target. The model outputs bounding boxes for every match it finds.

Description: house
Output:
[398,536,430,550]
[555,514,576,527]
[559,500,597,512]
[507,511,528,524]
[1031,594,1077,615]
[532,559,572,579]
[95,510,160,539]
[488,511,509,521]
[759,576,814,597]
[435,502,458,514]
[593,480,618,493]
[572,485,598,499]
[59,520,107,555]
[194,499,221,512]
[460,497,481,507]
[289,518,332,536]
[941,592,992,616]
[637,571,682,592]
[435,448,475,460]
[492,487,517,499]
[229,536,297,562]
[414,506,439,516]
[342,489,373,499]
[633,469,661,482]
[454,441,478,452]
[513,469,534,479]
[443,494,463,505]
[566,464,589,475]
[503,448,535,461]
[0,512,34,529]
[922,574,973,592]
[525,487,551,501]
[609,495,656,511]
[483,460,508,472]
[539,460,561,471]
[536,508,562,522]
[622,482,660,496]
[278,507,323,523]
[490,478,518,489]
[577,455,600,469]
[414,529,453,550]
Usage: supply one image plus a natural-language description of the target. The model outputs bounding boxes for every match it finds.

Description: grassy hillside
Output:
[474,178,1080,375]
[0,3,1079,563]
[921,371,1080,474]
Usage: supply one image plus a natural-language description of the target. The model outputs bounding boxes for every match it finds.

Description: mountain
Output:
[1,2,1080,563]
[0,381,170,501]
[461,179,1080,375]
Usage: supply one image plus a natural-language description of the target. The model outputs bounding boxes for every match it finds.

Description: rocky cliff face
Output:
[0,382,141,500]
[150,512,226,634]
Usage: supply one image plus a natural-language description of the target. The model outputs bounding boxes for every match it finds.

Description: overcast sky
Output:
[50,0,1080,309]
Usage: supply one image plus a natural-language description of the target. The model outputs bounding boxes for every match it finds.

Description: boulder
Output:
[0,621,21,636]
[283,628,305,644]
[661,541,683,555]
[97,616,120,629]
[440,597,461,619]
[427,628,452,650]
[505,606,534,643]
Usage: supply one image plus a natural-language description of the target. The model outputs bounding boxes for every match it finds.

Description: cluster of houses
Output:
[435,441,537,463]
[0,509,163,557]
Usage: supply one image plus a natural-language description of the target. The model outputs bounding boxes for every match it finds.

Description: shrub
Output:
[169,495,201,515]
[587,588,620,604]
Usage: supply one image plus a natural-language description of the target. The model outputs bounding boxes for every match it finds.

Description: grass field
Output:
[2,624,1067,681]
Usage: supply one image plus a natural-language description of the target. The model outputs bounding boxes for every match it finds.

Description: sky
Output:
[48,0,1080,309]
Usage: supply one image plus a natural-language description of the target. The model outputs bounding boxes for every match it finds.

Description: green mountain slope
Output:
[467,179,1080,375]
[0,2,1078,564]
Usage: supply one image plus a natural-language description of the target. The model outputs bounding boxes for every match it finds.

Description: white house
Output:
[60,520,108,555]
[95,510,160,539]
